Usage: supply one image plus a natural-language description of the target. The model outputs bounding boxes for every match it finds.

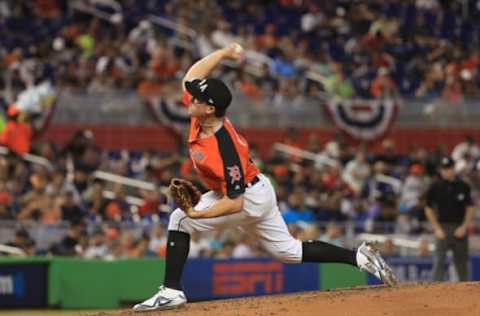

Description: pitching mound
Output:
[86,282,480,316]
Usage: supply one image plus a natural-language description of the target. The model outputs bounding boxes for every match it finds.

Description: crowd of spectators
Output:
[2,1,480,259]
[0,127,479,259]
[1,0,480,108]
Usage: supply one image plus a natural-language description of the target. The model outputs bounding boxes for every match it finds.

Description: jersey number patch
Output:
[227,165,242,184]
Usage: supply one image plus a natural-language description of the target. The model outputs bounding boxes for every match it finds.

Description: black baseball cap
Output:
[184,78,232,116]
[439,156,454,169]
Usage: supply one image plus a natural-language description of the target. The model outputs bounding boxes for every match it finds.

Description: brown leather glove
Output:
[169,178,202,211]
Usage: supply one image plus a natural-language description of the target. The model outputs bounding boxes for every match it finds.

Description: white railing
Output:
[93,170,156,191]
[272,142,338,168]
[357,233,436,253]
[0,146,53,171]
[93,170,170,211]
[72,0,123,23]
[0,244,26,256]
[0,147,171,210]
[147,14,197,38]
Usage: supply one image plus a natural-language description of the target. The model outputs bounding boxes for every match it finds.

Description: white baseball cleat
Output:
[133,285,187,312]
[356,241,398,287]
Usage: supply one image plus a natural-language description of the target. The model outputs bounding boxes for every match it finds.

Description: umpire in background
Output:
[425,156,475,281]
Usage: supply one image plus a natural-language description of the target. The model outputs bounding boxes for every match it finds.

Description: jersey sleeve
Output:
[215,127,246,198]
[464,183,474,207]
[425,183,436,208]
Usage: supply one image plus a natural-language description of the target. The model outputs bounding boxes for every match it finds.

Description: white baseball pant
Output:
[168,174,303,263]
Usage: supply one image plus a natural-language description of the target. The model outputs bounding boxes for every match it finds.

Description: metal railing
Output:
[0,244,26,256]
[0,147,171,211]
[51,89,480,127]
[357,233,435,254]
[72,0,123,24]
[93,170,155,191]
[273,143,338,168]
[93,170,171,211]
[2,220,480,257]
[0,146,53,171]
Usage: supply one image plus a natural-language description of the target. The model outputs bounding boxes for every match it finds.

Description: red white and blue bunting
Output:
[324,98,399,141]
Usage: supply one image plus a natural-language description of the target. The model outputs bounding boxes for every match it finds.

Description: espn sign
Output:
[0,264,47,307]
[212,262,284,296]
[0,275,14,295]
[0,273,24,298]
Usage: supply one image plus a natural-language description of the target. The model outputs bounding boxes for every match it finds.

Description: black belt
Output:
[247,175,260,188]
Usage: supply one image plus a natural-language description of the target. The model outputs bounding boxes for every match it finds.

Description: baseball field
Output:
[79,282,477,316]
[2,282,479,315]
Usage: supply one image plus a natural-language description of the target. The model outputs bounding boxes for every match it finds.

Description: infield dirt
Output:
[84,282,480,316]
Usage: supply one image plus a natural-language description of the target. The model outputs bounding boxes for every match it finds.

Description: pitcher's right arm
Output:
[182,43,244,90]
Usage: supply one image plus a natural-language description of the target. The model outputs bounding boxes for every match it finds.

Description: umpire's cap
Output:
[185,78,232,117]
[439,156,454,169]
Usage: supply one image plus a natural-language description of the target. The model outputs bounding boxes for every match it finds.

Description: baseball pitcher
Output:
[133,43,397,312]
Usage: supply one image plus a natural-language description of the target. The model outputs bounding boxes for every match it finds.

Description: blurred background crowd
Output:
[1,129,479,260]
[2,0,480,106]
[1,0,480,260]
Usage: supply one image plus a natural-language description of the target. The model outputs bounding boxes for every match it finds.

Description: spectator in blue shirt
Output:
[282,191,315,225]
[270,51,297,79]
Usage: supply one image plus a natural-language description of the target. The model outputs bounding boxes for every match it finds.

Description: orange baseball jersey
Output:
[183,91,260,198]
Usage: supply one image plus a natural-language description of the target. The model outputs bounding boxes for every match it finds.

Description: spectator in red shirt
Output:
[0,106,33,155]
[370,68,398,99]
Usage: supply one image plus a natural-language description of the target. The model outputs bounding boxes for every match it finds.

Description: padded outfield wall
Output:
[1,256,479,309]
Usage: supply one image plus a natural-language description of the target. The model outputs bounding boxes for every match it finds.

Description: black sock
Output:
[163,230,190,290]
[302,240,357,266]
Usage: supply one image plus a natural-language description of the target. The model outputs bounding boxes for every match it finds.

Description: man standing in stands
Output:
[425,156,475,281]
[0,105,33,155]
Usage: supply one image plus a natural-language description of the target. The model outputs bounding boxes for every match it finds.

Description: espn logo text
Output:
[0,275,14,295]
[0,273,24,297]
[213,262,284,296]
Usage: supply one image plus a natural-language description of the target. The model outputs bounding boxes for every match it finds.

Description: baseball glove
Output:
[169,178,202,211]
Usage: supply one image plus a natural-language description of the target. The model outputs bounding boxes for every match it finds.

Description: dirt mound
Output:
[85,282,480,316]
